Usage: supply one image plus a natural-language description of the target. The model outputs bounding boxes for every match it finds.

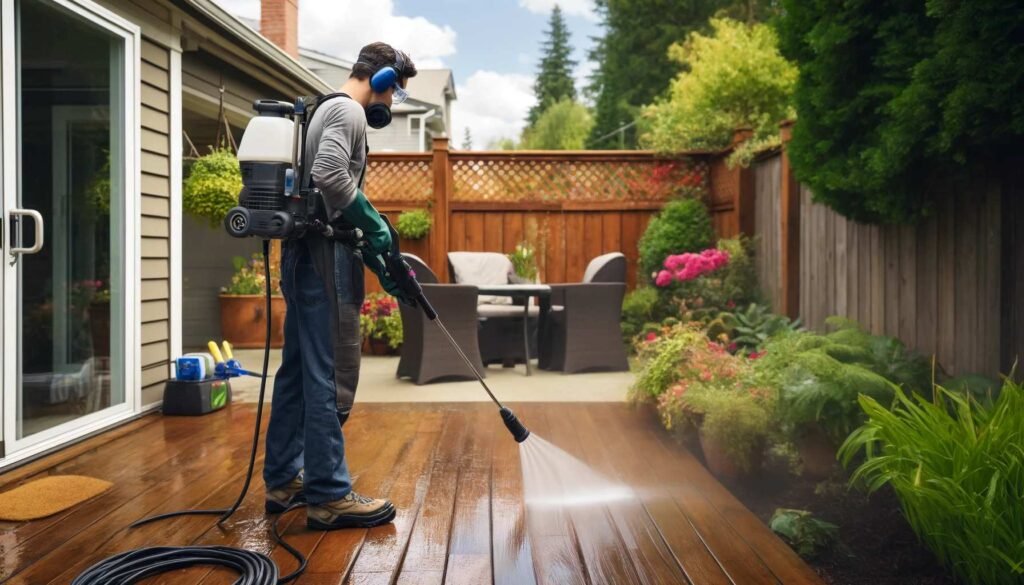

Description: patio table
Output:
[475,284,551,376]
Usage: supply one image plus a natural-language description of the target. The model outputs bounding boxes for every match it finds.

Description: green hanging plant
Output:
[85,150,111,217]
[183,148,242,227]
[395,208,432,239]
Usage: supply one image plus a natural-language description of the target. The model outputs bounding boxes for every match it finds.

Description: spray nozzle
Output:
[499,407,531,443]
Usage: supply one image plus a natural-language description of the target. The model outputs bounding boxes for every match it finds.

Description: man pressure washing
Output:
[262,42,417,530]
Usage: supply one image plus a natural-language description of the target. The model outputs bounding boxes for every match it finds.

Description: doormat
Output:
[0,475,112,521]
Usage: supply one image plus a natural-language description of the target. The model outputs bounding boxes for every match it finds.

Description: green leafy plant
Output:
[629,323,706,401]
[184,148,243,227]
[222,254,281,296]
[507,242,538,282]
[638,197,714,280]
[719,303,801,352]
[395,209,432,239]
[694,390,772,473]
[359,293,403,349]
[639,18,796,155]
[769,509,840,558]
[85,150,111,216]
[621,286,660,346]
[840,380,1024,585]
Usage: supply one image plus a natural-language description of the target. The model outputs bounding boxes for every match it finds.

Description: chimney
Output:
[261,0,299,59]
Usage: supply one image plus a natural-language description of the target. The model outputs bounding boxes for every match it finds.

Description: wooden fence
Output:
[365,138,714,291]
[749,131,1022,376]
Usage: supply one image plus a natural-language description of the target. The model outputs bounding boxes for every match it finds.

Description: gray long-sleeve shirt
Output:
[304,96,367,222]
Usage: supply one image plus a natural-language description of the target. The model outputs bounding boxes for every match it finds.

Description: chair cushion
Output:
[448,252,514,305]
[477,303,540,319]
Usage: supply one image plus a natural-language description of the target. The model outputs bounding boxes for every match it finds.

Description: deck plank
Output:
[0,402,822,585]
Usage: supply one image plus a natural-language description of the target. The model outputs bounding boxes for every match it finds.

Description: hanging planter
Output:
[183,148,243,227]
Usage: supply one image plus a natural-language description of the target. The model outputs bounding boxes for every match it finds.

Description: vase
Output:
[219,294,286,348]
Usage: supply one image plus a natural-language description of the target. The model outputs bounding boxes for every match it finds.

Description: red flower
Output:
[645,332,658,342]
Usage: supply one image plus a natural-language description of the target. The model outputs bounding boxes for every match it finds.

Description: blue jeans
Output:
[263,238,363,504]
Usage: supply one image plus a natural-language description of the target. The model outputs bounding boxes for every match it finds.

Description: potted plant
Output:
[359,293,403,355]
[395,209,432,240]
[183,147,243,227]
[687,384,772,480]
[507,241,539,283]
[219,254,285,348]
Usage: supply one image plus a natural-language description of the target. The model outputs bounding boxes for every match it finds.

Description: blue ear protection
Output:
[366,51,406,93]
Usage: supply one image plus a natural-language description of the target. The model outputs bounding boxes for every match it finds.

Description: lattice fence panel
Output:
[364,157,433,203]
[450,156,708,203]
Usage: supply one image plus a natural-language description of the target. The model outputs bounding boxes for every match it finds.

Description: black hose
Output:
[75,239,306,584]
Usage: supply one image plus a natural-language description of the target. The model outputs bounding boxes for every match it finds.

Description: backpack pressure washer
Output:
[71,96,528,584]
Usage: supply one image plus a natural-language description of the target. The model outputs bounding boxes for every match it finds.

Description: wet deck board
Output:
[0,402,822,584]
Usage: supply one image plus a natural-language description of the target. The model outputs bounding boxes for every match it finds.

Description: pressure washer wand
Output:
[380,218,530,443]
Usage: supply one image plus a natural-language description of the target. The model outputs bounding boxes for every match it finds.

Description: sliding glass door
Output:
[2,0,139,460]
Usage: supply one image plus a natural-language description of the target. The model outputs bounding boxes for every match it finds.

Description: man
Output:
[262,42,417,530]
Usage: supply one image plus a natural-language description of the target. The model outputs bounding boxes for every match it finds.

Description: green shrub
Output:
[520,99,594,150]
[621,287,660,345]
[639,18,797,155]
[777,0,1024,224]
[717,302,801,352]
[395,209,432,239]
[840,380,1024,585]
[695,390,772,472]
[183,149,242,227]
[638,197,714,281]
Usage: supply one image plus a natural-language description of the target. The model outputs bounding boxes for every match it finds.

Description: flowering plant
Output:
[222,254,281,296]
[655,248,730,287]
[359,293,403,349]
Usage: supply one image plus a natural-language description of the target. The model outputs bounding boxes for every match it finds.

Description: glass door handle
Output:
[9,208,44,262]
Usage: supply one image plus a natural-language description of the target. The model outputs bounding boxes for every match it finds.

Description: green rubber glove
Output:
[363,251,412,305]
[340,190,392,256]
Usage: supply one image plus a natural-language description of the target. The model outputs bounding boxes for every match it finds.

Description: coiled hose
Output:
[72,240,305,585]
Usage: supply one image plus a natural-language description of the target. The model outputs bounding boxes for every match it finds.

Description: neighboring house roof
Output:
[178,0,332,94]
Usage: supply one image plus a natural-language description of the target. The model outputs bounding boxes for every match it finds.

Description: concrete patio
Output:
[227,349,634,403]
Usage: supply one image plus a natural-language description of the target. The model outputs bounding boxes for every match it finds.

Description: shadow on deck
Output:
[0,402,822,584]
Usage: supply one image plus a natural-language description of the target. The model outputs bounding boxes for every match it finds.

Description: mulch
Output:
[715,452,961,585]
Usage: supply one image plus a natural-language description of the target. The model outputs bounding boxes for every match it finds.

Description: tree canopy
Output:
[778,0,1024,223]
[528,5,577,127]
[521,98,595,150]
[639,18,796,154]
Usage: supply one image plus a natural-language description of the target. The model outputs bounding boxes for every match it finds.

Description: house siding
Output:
[140,37,173,407]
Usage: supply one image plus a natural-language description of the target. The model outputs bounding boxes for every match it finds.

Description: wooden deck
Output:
[0,402,822,584]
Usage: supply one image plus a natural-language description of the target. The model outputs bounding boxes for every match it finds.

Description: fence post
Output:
[732,127,756,237]
[431,136,451,281]
[779,120,801,319]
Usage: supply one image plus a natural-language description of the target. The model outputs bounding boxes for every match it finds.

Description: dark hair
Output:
[350,42,417,86]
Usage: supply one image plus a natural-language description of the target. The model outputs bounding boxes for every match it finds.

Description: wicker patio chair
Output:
[447,252,540,367]
[539,253,630,374]
[395,254,486,384]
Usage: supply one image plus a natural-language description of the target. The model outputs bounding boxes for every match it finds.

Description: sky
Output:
[211,0,603,149]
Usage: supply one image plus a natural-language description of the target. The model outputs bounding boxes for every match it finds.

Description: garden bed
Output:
[715,452,958,585]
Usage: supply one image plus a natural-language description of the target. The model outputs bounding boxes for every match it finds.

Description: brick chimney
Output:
[261,0,299,59]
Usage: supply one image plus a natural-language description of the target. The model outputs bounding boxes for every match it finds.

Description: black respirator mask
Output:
[365,102,392,129]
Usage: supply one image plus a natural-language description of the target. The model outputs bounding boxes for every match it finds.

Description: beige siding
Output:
[140,37,171,406]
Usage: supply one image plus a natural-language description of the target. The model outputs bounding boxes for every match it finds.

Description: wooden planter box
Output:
[219,294,286,348]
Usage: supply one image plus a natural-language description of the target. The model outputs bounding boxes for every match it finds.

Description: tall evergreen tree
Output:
[528,5,577,127]
[461,127,473,150]
[586,0,759,149]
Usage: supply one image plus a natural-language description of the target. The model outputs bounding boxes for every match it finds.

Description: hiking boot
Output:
[306,491,396,530]
[265,472,305,514]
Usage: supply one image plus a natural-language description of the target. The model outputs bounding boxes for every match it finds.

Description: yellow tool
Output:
[208,340,225,364]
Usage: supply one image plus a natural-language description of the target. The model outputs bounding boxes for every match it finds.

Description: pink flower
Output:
[645,332,657,342]
[655,270,673,287]
[748,351,765,360]
[727,342,738,352]
[726,299,736,309]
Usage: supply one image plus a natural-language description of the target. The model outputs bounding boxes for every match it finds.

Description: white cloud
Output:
[212,0,456,67]
[519,0,597,21]
[451,70,536,150]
